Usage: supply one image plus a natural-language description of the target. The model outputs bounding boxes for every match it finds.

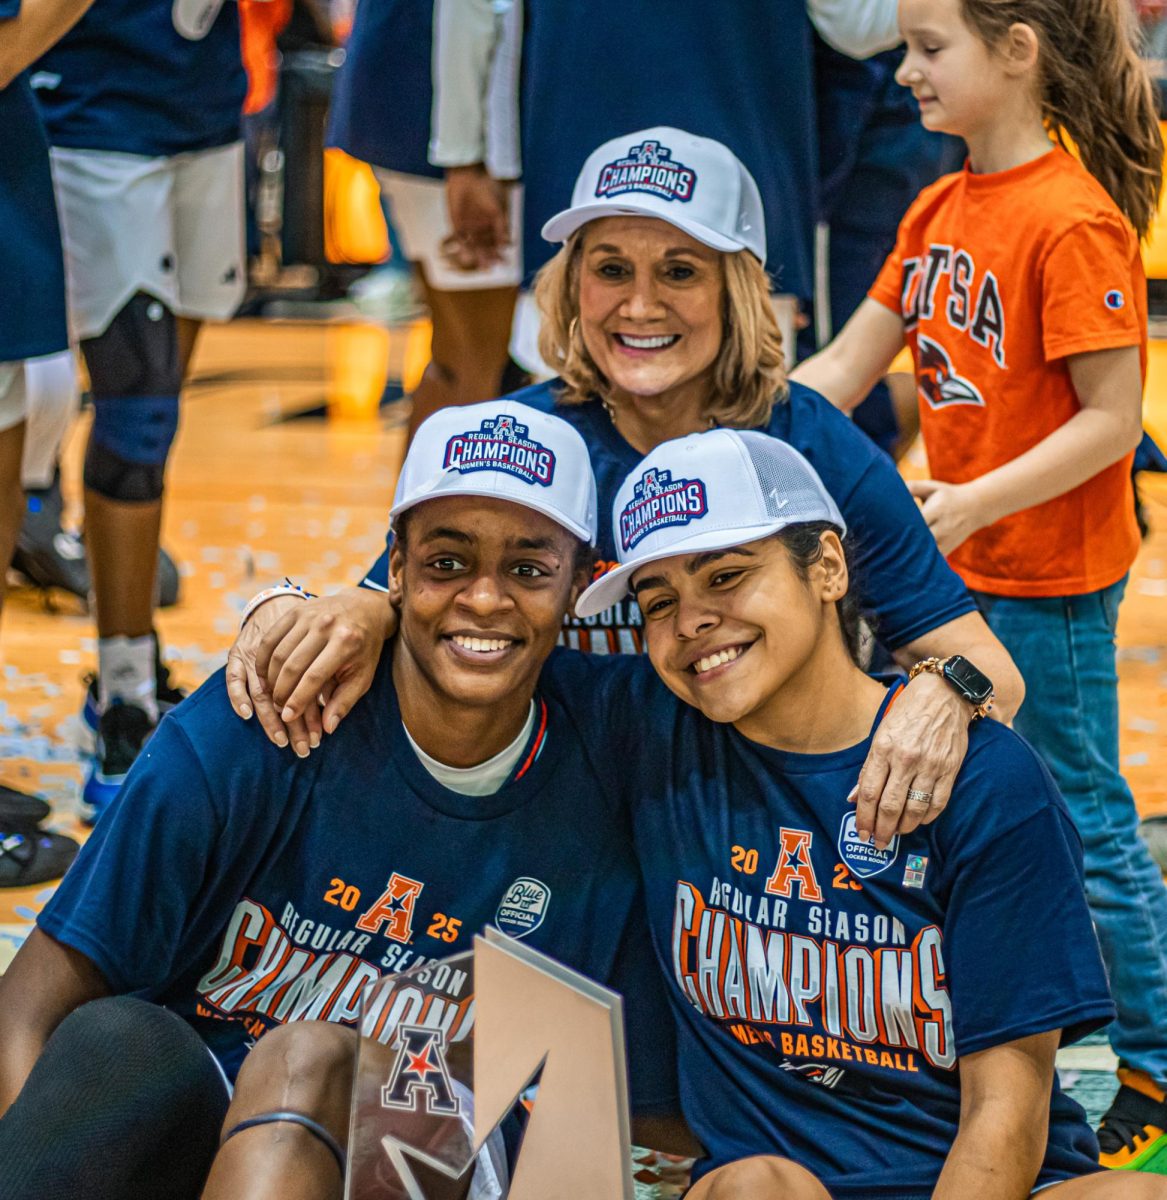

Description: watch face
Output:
[944,655,993,704]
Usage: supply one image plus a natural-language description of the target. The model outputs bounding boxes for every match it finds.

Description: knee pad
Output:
[82,293,181,502]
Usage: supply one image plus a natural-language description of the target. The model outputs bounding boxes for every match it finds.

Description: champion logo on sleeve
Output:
[595,140,697,204]
[443,415,556,487]
[619,468,708,551]
[1105,290,1125,311]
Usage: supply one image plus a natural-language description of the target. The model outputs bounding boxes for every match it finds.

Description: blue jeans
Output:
[974,577,1167,1085]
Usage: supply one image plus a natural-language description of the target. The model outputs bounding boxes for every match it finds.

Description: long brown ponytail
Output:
[962,0,1163,239]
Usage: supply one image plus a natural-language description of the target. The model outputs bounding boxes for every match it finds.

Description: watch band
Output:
[908,656,995,721]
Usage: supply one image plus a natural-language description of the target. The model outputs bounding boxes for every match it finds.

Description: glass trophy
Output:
[345,927,634,1200]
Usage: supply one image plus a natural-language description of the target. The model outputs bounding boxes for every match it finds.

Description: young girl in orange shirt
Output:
[792,0,1167,1171]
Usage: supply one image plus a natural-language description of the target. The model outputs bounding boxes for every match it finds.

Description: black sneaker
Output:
[13,476,89,598]
[81,643,188,736]
[14,471,182,606]
[83,703,156,825]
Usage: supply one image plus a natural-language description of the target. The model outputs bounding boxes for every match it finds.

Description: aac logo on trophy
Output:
[345,929,634,1199]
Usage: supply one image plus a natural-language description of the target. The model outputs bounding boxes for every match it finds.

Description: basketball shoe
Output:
[1098,1068,1167,1172]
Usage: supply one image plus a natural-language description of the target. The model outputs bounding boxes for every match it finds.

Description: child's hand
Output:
[908,479,989,556]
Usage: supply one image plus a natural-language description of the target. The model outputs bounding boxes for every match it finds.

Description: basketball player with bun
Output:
[548,428,1165,1199]
[792,0,1167,1168]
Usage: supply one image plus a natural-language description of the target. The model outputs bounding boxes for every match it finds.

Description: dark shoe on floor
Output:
[1098,1067,1167,1171]
[0,784,51,832]
[14,472,182,606]
[0,830,79,887]
[84,703,156,825]
[13,478,89,598]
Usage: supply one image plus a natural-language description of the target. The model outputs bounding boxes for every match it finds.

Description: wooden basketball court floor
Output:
[2,313,1167,1139]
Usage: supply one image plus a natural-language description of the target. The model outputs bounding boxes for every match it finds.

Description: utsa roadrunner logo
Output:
[443,414,556,486]
[619,467,707,551]
[595,140,697,203]
[381,1024,460,1116]
[916,336,985,410]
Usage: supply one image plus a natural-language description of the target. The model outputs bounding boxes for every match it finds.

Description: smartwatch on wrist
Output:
[908,655,995,721]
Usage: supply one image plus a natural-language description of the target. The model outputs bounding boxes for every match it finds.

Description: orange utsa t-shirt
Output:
[869,147,1144,598]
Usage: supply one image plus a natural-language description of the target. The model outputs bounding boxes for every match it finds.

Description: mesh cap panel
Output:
[736,432,847,533]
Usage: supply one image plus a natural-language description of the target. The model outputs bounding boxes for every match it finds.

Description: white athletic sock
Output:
[97,634,158,723]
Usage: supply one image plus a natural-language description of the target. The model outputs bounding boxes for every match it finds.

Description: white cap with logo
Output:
[575,429,846,618]
[391,399,598,543]
[541,126,767,263]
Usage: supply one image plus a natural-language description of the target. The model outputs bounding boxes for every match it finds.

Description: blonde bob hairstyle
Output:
[533,229,787,429]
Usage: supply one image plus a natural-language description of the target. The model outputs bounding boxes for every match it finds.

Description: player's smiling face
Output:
[632,532,848,735]
[577,216,724,415]
[895,0,1016,139]
[389,496,584,711]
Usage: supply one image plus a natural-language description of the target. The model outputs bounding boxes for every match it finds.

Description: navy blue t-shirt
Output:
[327,0,440,179]
[0,71,68,361]
[543,651,1113,1197]
[363,381,976,653]
[32,0,244,156]
[39,656,676,1111]
[516,0,816,292]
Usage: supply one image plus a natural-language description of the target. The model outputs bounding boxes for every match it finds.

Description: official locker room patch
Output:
[837,812,899,878]
[495,877,551,938]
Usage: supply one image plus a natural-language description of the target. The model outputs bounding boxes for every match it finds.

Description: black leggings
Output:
[0,996,230,1200]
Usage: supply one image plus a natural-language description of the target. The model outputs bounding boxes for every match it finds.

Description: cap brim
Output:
[542,203,745,254]
[574,519,790,618]
[391,470,595,544]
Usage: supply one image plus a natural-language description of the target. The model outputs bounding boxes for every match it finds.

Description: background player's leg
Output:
[202,1022,356,1200]
[19,350,78,492]
[0,996,228,1199]
[0,421,26,622]
[405,275,519,443]
[686,1155,832,1199]
[178,315,204,376]
[80,293,182,816]
[0,364,28,622]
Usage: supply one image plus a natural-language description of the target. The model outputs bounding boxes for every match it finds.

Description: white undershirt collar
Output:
[403,701,537,797]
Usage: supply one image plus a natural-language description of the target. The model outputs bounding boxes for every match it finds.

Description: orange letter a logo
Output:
[357,873,424,943]
[764,829,823,902]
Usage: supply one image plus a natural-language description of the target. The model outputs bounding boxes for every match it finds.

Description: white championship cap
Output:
[390,399,598,543]
[576,429,845,617]
[541,126,767,263]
